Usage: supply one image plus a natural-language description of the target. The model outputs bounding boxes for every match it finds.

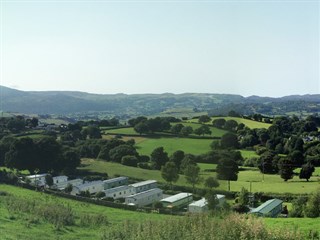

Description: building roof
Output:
[27,174,47,179]
[251,199,283,214]
[161,193,192,203]
[216,194,225,199]
[129,180,157,188]
[189,198,207,208]
[126,188,162,200]
[53,175,68,180]
[103,185,131,194]
[103,176,128,184]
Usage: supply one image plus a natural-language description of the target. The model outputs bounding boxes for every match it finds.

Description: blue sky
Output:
[0,0,319,97]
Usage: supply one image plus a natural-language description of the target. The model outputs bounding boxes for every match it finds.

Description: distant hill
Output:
[1,86,320,118]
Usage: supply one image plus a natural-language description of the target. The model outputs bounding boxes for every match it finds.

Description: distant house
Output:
[71,180,104,195]
[125,188,163,207]
[103,177,128,190]
[250,199,283,217]
[188,198,208,213]
[129,180,157,194]
[103,185,134,199]
[161,193,193,208]
[26,174,47,187]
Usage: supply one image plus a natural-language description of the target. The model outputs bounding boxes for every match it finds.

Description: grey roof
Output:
[161,193,192,203]
[126,188,162,199]
[216,194,225,199]
[251,199,283,214]
[129,180,157,188]
[76,180,103,189]
[103,177,128,184]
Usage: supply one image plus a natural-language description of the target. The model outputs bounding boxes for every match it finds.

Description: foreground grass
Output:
[0,184,171,240]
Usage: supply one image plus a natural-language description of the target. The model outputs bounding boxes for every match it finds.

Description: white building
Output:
[188,198,208,213]
[188,195,226,213]
[103,185,135,199]
[129,180,157,194]
[26,174,47,187]
[56,178,84,190]
[125,188,163,207]
[51,175,68,187]
[71,180,104,195]
[161,193,193,208]
[103,177,128,190]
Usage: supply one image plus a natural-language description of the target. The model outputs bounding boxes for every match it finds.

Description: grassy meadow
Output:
[80,159,320,194]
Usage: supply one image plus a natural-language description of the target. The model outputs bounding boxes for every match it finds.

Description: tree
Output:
[198,115,211,123]
[289,150,304,167]
[109,145,138,163]
[180,154,196,173]
[206,190,219,210]
[212,118,226,129]
[84,126,101,139]
[305,188,320,218]
[184,164,201,193]
[62,149,81,175]
[65,183,73,193]
[194,125,212,136]
[180,126,193,137]
[170,124,184,135]
[237,187,249,206]
[134,121,149,135]
[161,162,179,189]
[204,176,219,189]
[121,155,139,167]
[299,163,315,181]
[220,133,239,149]
[224,120,238,131]
[45,174,54,187]
[151,147,169,170]
[258,151,278,174]
[169,150,185,170]
[278,157,295,181]
[216,156,239,191]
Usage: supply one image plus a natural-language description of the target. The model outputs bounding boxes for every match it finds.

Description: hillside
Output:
[1,86,320,118]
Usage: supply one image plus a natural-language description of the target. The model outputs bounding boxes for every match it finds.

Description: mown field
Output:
[80,159,320,194]
[189,116,271,129]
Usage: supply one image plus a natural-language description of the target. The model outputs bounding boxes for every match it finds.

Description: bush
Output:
[243,157,259,167]
[95,191,106,199]
[232,203,250,213]
[137,162,152,170]
[121,155,139,167]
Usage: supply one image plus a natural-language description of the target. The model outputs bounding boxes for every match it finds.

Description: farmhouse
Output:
[188,198,208,213]
[161,193,193,208]
[129,180,157,194]
[71,180,104,195]
[103,185,134,199]
[250,198,283,217]
[103,176,128,190]
[125,188,163,207]
[26,173,47,187]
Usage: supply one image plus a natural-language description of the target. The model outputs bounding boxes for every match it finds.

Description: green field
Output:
[240,150,259,159]
[171,122,229,137]
[190,117,271,129]
[80,159,320,194]
[135,137,216,156]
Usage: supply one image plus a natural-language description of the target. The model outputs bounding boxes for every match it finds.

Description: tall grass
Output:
[101,213,302,240]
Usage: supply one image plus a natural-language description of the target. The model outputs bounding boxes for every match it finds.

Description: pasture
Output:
[80,159,320,194]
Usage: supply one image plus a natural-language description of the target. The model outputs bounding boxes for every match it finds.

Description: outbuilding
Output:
[26,174,47,187]
[161,193,193,208]
[103,177,128,190]
[129,180,157,194]
[103,185,134,199]
[250,198,283,217]
[71,180,104,195]
[125,188,163,207]
[188,198,208,213]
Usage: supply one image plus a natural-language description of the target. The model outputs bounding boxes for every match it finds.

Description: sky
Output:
[0,0,319,97]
